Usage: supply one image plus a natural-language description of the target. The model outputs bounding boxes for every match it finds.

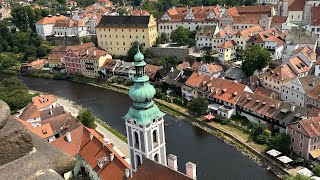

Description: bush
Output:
[187,97,208,115]
[77,108,96,129]
[312,165,320,176]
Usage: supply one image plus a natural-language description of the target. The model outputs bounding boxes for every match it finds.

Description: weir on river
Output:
[2,75,276,180]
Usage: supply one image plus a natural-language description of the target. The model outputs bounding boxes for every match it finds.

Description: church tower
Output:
[124,46,167,173]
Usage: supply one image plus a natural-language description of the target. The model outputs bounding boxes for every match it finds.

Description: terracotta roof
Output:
[288,0,305,11]
[195,25,218,38]
[292,46,316,63]
[236,25,264,41]
[19,102,39,121]
[145,64,161,78]
[131,158,191,180]
[131,10,150,16]
[79,127,130,179]
[185,72,210,88]
[265,36,285,46]
[308,85,320,101]
[296,117,320,138]
[177,61,190,70]
[204,78,247,104]
[263,64,296,81]
[206,63,223,73]
[54,19,86,28]
[52,125,130,180]
[271,16,288,25]
[236,91,281,118]
[17,118,54,139]
[41,113,81,135]
[25,59,48,67]
[66,42,96,56]
[214,26,236,38]
[218,40,237,48]
[311,6,320,26]
[101,59,118,70]
[32,95,57,110]
[233,15,260,24]
[48,53,65,60]
[36,15,67,25]
[228,5,273,17]
[288,56,310,74]
[51,126,84,156]
[308,107,320,117]
[160,6,220,22]
[81,47,108,60]
[254,86,275,97]
[190,61,202,71]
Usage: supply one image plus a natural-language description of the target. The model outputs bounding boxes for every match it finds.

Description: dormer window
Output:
[97,156,109,168]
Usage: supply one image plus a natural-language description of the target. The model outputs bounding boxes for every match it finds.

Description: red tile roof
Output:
[254,86,275,97]
[288,56,310,74]
[296,117,320,138]
[233,15,260,24]
[131,159,191,180]
[218,40,237,48]
[177,61,190,70]
[265,36,285,46]
[311,6,320,26]
[25,59,48,67]
[206,78,247,104]
[292,46,316,63]
[36,15,67,25]
[185,72,210,88]
[32,95,57,110]
[131,10,150,16]
[288,0,305,11]
[19,102,39,120]
[52,125,130,180]
[190,61,202,71]
[145,64,161,78]
[236,91,282,118]
[16,118,54,139]
[54,19,86,28]
[271,16,288,26]
[227,5,273,17]
[161,6,220,22]
[263,64,297,81]
[236,25,264,41]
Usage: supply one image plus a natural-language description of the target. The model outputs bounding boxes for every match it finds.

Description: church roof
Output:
[124,105,165,125]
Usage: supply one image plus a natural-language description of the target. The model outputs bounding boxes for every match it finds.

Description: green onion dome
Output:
[134,48,144,62]
[129,82,156,103]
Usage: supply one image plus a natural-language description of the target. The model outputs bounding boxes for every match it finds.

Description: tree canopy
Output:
[283,175,312,180]
[242,44,271,76]
[187,97,208,115]
[0,77,33,113]
[126,41,144,61]
[267,133,291,154]
[77,108,96,129]
[170,26,195,46]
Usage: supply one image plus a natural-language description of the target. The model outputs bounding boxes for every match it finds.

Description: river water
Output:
[1,75,276,180]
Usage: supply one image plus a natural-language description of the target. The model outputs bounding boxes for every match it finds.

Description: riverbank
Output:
[68,77,289,178]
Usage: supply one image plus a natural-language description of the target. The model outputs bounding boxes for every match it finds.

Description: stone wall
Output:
[150,46,195,61]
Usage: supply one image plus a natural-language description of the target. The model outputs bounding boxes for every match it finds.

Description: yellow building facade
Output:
[96,15,157,56]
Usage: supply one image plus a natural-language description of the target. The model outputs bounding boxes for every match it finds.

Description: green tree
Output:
[242,44,271,76]
[170,26,192,45]
[77,108,96,129]
[156,32,169,44]
[312,166,320,177]
[267,133,291,154]
[0,77,33,113]
[0,56,17,70]
[11,5,36,31]
[126,41,144,61]
[283,175,312,180]
[187,97,208,115]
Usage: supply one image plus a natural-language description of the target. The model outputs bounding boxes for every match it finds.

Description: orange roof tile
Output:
[218,40,237,48]
[32,95,57,110]
[25,59,48,67]
[288,0,305,11]
[288,56,310,74]
[293,46,317,63]
[233,15,260,24]
[254,86,275,97]
[271,16,288,25]
[145,64,161,78]
[177,61,190,70]
[265,36,285,46]
[236,25,264,41]
[311,6,320,26]
[263,64,297,81]
[190,61,202,71]
[131,10,150,16]
[185,72,210,88]
[228,5,273,17]
[297,117,320,138]
[236,91,282,118]
[206,63,223,73]
[36,15,67,25]
[54,19,86,27]
[16,118,54,139]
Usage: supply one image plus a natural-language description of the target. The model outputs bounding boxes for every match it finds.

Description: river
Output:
[1,75,276,180]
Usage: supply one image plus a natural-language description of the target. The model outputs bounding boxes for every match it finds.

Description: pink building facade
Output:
[287,117,320,160]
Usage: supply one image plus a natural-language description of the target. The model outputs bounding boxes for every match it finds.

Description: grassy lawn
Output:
[95,119,128,143]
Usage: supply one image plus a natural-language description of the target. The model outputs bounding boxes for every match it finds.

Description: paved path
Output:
[95,123,129,157]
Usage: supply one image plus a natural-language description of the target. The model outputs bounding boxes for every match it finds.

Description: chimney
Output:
[49,110,53,115]
[312,78,316,87]
[167,154,178,171]
[125,168,130,178]
[89,133,93,140]
[103,137,109,144]
[171,67,174,72]
[290,103,295,112]
[186,162,197,179]
[110,153,114,161]
[93,50,96,56]
[66,132,72,142]
[86,49,89,55]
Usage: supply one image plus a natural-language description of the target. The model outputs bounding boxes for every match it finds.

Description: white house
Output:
[158,6,220,38]
[315,58,320,77]
[35,14,67,40]
[211,26,235,51]
[257,0,279,4]
[195,25,219,50]
[264,35,285,60]
[306,6,320,47]
[198,63,223,77]
[53,19,88,37]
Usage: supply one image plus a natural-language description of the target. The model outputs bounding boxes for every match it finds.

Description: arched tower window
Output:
[152,130,158,147]
[134,131,139,149]
[136,155,142,167]
[154,153,159,162]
